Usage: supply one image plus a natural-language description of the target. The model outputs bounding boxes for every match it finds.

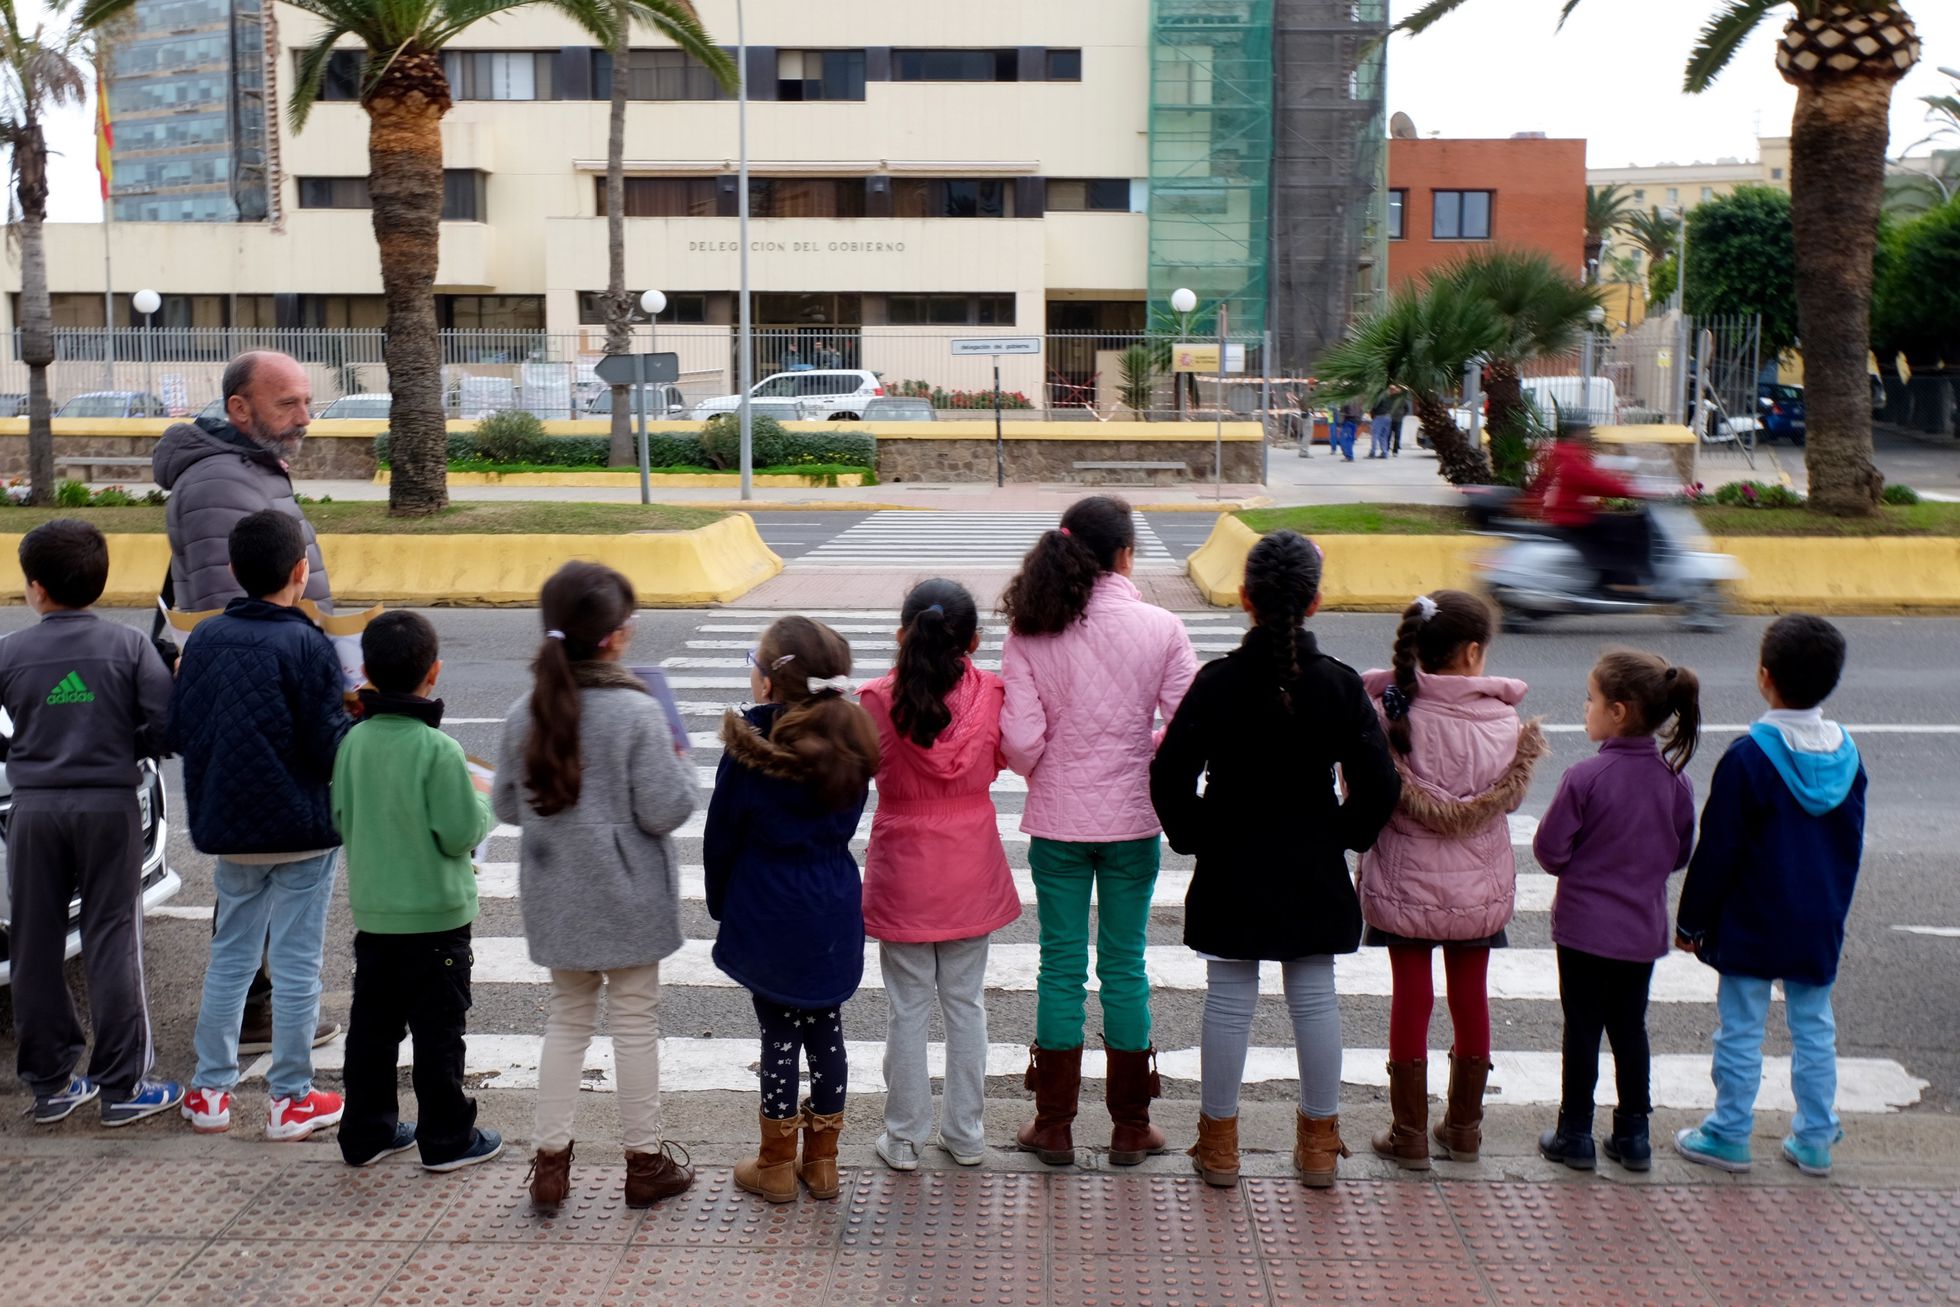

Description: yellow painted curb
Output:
[373,470,867,489]
[1187,520,1484,610]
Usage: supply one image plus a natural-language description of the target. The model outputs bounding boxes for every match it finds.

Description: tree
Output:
[1885,67,1958,219]
[1682,186,1800,354]
[1872,198,1960,430]
[1397,0,1921,514]
[1,0,87,506]
[1585,183,1639,277]
[599,2,732,468]
[1622,206,1681,283]
[1646,255,1678,313]
[1436,249,1605,438]
[1314,282,1501,486]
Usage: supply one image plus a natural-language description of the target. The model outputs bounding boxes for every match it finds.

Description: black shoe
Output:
[344,1122,418,1168]
[1538,1112,1597,1171]
[238,1018,343,1057]
[423,1127,504,1173]
[1603,1110,1652,1172]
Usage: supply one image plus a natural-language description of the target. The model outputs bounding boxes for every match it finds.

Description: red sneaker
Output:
[266,1089,345,1142]
[181,1087,231,1134]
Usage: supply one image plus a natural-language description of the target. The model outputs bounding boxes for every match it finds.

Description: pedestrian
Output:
[0,520,180,1127]
[173,511,351,1141]
[859,579,1018,1172]
[492,563,699,1209]
[1151,531,1400,1187]
[1357,590,1547,1170]
[332,611,503,1173]
[706,615,879,1203]
[1532,650,1701,1172]
[1674,615,1866,1178]
[1366,392,1396,459]
[1000,495,1198,1167]
[1336,403,1359,461]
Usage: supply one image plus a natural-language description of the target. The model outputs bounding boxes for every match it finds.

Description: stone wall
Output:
[0,433,377,481]
[877,437,1262,485]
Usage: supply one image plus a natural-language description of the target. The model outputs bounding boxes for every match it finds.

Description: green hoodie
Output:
[332,705,497,934]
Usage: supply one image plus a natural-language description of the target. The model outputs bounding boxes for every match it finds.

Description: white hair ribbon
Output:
[806,674,856,695]
[1414,595,1439,623]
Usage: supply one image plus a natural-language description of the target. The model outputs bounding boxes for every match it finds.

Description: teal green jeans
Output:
[1030,836,1160,1052]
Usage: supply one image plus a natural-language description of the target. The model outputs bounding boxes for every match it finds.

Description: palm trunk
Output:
[366,56,452,516]
[605,24,634,467]
[1483,357,1525,439]
[17,124,56,507]
[1415,392,1491,485]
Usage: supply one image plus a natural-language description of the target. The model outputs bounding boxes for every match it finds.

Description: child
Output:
[705,615,879,1203]
[1151,531,1400,1187]
[1532,650,1700,1171]
[1675,615,1866,1178]
[1357,590,1546,1170]
[492,562,697,1210]
[0,519,178,1126]
[332,611,503,1172]
[859,579,1017,1171]
[173,510,352,1141]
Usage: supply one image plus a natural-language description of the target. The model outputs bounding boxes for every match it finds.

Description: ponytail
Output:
[890,578,978,748]
[1662,666,1702,773]
[1000,495,1136,636]
[1241,531,1322,714]
[1592,649,1703,774]
[1382,589,1494,755]
[524,561,636,816]
[752,615,881,809]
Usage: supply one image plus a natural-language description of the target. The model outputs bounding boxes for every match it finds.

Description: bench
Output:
[1071,459,1188,486]
[54,455,154,484]
[1072,460,1185,473]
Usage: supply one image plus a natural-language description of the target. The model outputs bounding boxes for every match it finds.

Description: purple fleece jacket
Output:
[1532,736,1696,961]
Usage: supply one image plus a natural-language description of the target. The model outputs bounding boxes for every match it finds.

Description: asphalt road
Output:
[748,510,1215,562]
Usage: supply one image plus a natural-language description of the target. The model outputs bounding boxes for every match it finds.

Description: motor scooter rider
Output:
[1518,423,1652,590]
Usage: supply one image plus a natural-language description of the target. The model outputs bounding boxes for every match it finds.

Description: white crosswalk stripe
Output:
[797,511,1176,566]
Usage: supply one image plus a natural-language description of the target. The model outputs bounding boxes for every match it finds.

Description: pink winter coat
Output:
[1001,573,1199,842]
[1355,669,1548,942]
[858,662,1020,944]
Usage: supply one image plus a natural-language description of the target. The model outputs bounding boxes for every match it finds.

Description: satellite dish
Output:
[1389,111,1418,139]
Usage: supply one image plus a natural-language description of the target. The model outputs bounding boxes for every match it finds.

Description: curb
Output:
[374,470,871,489]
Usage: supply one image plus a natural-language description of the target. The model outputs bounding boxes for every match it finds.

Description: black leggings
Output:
[1557,944,1655,1121]
[753,994,847,1119]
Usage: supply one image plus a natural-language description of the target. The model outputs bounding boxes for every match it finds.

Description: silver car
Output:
[317,393,393,420]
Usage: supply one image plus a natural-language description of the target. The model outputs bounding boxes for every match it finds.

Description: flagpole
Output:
[102,209,114,390]
[97,62,115,389]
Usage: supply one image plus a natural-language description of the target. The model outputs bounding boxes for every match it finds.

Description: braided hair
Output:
[1241,531,1323,714]
[1383,589,1494,756]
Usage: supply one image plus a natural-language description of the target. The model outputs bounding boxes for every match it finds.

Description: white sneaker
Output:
[266,1089,345,1142]
[874,1134,919,1172]
[180,1087,232,1134]
[939,1140,986,1167]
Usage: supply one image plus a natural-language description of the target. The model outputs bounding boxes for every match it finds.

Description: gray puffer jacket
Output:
[153,418,332,612]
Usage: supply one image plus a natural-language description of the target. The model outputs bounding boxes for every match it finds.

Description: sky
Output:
[20,0,1960,223]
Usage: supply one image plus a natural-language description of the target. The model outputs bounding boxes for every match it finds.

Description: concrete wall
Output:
[1387,137,1587,289]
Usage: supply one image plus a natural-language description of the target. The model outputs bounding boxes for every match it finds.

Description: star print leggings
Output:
[752,994,848,1119]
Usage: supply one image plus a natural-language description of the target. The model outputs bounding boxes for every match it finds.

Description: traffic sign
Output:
[950,337,1041,356]
[594,351,679,385]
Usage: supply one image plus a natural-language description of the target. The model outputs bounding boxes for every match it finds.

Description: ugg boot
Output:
[1537,1109,1597,1171]
[797,1100,845,1200]
[733,1111,802,1203]
[624,1142,693,1208]
[1432,1053,1491,1163]
[1015,1045,1083,1166]
[1370,1059,1432,1171]
[1603,1110,1652,1172]
[1104,1045,1168,1166]
[1187,1113,1239,1187]
[526,1143,573,1211]
[1294,1111,1352,1188]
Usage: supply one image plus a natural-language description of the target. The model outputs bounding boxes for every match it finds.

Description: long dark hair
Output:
[758,615,882,809]
[525,561,636,816]
[1242,531,1322,714]
[1593,648,1703,773]
[1385,589,1494,756]
[890,578,978,748]
[999,495,1135,636]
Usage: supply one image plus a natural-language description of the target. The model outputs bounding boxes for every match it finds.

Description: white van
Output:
[1521,376,1620,427]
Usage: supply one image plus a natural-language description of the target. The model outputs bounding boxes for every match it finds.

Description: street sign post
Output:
[949,339,1040,486]
[595,352,680,503]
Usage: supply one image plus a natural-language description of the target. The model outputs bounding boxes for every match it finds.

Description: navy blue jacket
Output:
[704,703,869,1009]
[1676,731,1866,986]
[167,598,353,856]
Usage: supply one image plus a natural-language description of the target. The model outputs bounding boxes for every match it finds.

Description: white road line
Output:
[1537,723,1960,735]
[683,640,1246,654]
[147,905,214,921]
[1892,925,1960,938]
[661,657,1007,673]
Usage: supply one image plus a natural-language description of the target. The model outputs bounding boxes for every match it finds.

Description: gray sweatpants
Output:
[879,935,990,1157]
[7,790,152,1100]
[1200,956,1341,1119]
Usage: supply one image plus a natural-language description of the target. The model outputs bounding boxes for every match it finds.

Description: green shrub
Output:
[1881,483,1920,506]
[641,434,707,468]
[55,479,91,507]
[1710,480,1804,509]
[474,409,546,464]
[701,414,791,470]
[90,486,136,507]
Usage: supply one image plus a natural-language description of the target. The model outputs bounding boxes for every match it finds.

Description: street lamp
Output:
[1581,304,1607,422]
[735,0,753,501]
[133,288,160,404]
[1169,288,1197,420]
[1660,206,1689,423]
[1169,287,1197,314]
[640,288,666,353]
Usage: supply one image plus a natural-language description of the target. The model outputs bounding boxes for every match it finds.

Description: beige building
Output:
[1588,137,1794,216]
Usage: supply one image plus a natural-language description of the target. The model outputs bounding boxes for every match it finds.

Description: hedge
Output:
[374,429,876,471]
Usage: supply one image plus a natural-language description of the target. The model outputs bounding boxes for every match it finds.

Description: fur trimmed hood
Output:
[720,703,804,782]
[1395,720,1548,837]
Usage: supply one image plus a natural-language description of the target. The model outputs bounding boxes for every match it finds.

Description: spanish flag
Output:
[95,73,113,200]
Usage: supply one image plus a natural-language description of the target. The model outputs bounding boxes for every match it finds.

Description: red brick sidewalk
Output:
[3,1156,1954,1305]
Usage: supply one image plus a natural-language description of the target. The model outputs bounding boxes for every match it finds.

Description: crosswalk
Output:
[239,607,1927,1117]
[798,511,1176,566]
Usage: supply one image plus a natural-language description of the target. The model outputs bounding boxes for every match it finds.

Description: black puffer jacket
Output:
[153,418,333,612]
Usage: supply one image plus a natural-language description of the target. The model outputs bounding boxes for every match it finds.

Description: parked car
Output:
[585,384,686,417]
[0,393,27,418]
[317,393,393,420]
[692,369,885,422]
[1871,372,1887,416]
[196,399,226,423]
[56,391,170,419]
[861,397,936,422]
[1756,383,1806,445]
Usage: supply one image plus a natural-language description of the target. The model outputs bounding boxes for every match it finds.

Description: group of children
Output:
[4,493,1868,1209]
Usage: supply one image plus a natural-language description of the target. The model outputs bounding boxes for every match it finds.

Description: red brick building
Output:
[1386,136,1587,290]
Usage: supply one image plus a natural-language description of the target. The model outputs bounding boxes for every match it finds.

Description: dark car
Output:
[1756,383,1806,446]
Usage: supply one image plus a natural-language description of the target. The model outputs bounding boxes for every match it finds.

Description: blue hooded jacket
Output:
[1676,711,1866,985]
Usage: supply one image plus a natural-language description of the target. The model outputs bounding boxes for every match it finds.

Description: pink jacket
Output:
[859,662,1020,944]
[1355,669,1548,942]
[1001,573,1198,842]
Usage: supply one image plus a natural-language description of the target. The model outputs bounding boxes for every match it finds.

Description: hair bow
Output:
[1413,595,1439,623]
[1381,685,1412,722]
[806,674,856,696]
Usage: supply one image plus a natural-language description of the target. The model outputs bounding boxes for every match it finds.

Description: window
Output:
[314,50,365,101]
[886,294,1014,325]
[892,178,1015,218]
[1666,186,1679,206]
[443,170,486,221]
[112,194,235,221]
[596,177,718,217]
[1387,189,1406,240]
[775,49,865,101]
[1047,179,1130,212]
[110,73,229,112]
[1770,167,1784,181]
[1045,49,1082,80]
[297,176,370,209]
[578,291,709,325]
[117,114,230,151]
[132,0,228,32]
[116,34,229,74]
[1700,185,1715,202]
[113,154,230,190]
[443,50,555,100]
[1431,189,1492,240]
[748,177,866,217]
[1632,187,1645,202]
[301,171,484,219]
[438,295,544,330]
[599,48,728,100]
[892,48,1017,81]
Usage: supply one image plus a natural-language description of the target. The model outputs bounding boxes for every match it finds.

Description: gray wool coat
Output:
[492,682,695,972]
[153,419,333,612]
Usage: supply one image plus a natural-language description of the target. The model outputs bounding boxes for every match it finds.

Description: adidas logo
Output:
[46,671,95,705]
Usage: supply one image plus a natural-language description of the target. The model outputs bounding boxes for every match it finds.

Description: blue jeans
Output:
[1335,421,1358,459]
[1703,972,1840,1147]
[1370,423,1391,457]
[192,852,338,1099]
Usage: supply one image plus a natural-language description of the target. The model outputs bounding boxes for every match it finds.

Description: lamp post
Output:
[735,0,753,501]
[639,288,667,354]
[1660,206,1689,424]
[632,289,667,504]
[1169,287,1196,421]
[133,288,160,405]
[1581,304,1607,423]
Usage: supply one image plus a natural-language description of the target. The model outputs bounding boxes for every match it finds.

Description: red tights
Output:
[1387,944,1491,1062]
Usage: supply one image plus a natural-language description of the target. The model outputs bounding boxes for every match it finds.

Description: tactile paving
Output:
[428,1163,645,1245]
[1446,1181,1684,1267]
[376,1242,628,1307]
[14,1158,280,1239]
[841,1167,1046,1249]
[1,1235,205,1304]
[632,1166,851,1249]
[1246,1177,1470,1265]
[1263,1258,1496,1306]
[828,1247,1048,1307]
[1844,1187,1960,1285]
[1648,1184,1873,1264]
[0,1158,101,1236]
[230,1163,461,1242]
[1478,1262,1721,1307]
[1689,1263,1950,1306]
[1050,1173,1260,1259]
[601,1247,835,1303]
[1050,1254,1271,1306]
[152,1238,415,1307]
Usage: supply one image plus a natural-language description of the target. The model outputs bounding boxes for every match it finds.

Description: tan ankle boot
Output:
[797,1100,845,1200]
[733,1111,801,1203]
[1188,1113,1240,1187]
[526,1143,573,1211]
[1294,1111,1351,1188]
[1370,1059,1432,1171]
[1433,1053,1491,1162]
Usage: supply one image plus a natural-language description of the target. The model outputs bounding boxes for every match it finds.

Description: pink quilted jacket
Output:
[1001,573,1198,842]
[1355,668,1547,942]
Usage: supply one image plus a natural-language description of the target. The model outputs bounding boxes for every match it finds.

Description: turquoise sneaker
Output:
[1780,1131,1843,1178]
[1673,1126,1753,1173]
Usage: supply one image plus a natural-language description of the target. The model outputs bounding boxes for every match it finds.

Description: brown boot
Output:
[1370,1059,1432,1171]
[1105,1045,1168,1166]
[733,1111,801,1204]
[526,1143,573,1211]
[797,1100,844,1200]
[1015,1045,1082,1166]
[1188,1113,1239,1187]
[1433,1052,1491,1163]
[1294,1112,1351,1188]
[624,1141,694,1208]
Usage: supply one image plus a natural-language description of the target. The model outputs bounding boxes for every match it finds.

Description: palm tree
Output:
[1622,207,1681,281]
[1,0,86,506]
[1585,183,1638,278]
[598,2,731,467]
[1436,249,1606,437]
[1885,66,1959,218]
[1314,283,1501,486]
[1397,0,1921,515]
